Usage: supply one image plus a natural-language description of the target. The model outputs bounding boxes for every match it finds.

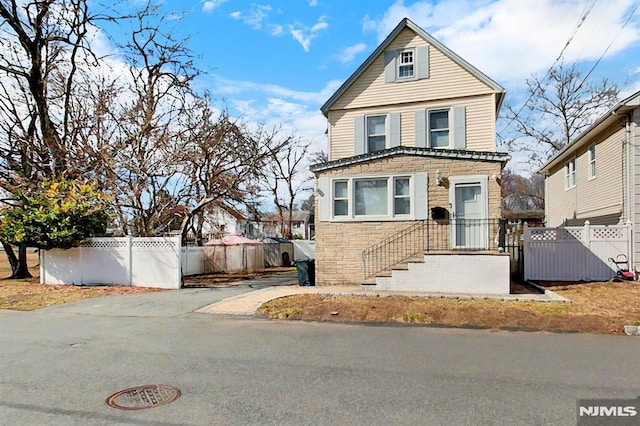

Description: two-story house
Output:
[311,18,510,292]
[540,89,640,271]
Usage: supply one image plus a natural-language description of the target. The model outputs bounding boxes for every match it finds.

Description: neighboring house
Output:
[260,210,312,239]
[311,18,510,289]
[540,89,640,267]
[201,203,247,239]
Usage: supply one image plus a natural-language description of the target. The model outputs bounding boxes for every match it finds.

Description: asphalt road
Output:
[1,285,639,426]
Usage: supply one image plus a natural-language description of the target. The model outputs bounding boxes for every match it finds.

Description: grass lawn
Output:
[0,250,162,311]
[259,281,640,335]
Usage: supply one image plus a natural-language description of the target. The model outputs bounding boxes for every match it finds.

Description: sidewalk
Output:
[196,285,360,315]
[195,285,560,316]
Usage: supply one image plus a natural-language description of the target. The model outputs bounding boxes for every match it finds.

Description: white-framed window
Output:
[428,109,450,148]
[398,49,414,79]
[333,180,349,217]
[355,179,388,216]
[588,144,596,179]
[565,158,576,189]
[366,115,387,153]
[394,177,411,215]
[385,46,428,83]
[331,175,413,219]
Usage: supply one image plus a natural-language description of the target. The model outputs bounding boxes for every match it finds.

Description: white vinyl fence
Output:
[41,237,182,289]
[524,222,632,281]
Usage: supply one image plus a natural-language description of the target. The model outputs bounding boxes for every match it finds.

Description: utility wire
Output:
[519,0,640,147]
[574,0,640,92]
[498,0,598,135]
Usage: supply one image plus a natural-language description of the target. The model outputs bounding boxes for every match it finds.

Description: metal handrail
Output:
[362,219,507,278]
[362,221,425,279]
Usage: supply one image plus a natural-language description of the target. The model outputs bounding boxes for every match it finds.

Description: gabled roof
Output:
[539,90,640,174]
[320,18,506,116]
[310,146,509,173]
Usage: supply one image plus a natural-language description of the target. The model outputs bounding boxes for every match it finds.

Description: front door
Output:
[452,182,487,249]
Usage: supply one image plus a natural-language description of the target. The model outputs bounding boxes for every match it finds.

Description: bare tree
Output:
[89,2,202,237]
[177,106,287,244]
[501,169,544,212]
[503,63,620,169]
[261,138,313,239]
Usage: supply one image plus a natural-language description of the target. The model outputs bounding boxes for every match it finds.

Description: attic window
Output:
[384,46,429,83]
[398,50,414,79]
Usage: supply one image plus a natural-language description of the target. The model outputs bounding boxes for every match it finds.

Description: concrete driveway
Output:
[39,272,299,318]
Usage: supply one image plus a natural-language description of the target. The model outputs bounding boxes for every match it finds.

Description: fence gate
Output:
[524,222,631,281]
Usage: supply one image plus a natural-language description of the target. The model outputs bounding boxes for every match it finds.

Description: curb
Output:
[525,281,572,304]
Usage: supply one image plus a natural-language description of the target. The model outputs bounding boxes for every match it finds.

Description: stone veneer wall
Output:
[314,155,503,286]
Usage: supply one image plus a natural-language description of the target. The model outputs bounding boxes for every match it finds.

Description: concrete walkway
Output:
[196,284,562,316]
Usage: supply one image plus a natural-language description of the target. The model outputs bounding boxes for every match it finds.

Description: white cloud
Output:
[309,0,319,6]
[366,0,640,84]
[268,24,284,36]
[201,0,227,13]
[339,43,368,64]
[230,4,272,30]
[288,16,329,52]
[214,76,342,104]
[310,20,329,32]
[362,14,377,33]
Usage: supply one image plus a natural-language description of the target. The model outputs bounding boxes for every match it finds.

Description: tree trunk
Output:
[11,245,33,279]
[1,241,19,277]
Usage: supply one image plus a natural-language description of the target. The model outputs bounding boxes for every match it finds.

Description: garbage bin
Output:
[295,260,310,286]
[308,260,315,286]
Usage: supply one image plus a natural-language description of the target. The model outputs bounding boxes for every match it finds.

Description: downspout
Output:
[613,111,633,270]
[612,112,631,223]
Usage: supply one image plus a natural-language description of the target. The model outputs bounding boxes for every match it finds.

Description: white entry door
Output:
[451,181,488,249]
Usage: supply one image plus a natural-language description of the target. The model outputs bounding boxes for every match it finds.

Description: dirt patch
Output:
[184,267,296,288]
[0,250,162,311]
[259,281,640,335]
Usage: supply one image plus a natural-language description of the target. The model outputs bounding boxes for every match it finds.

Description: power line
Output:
[512,0,640,146]
[574,0,640,92]
[498,0,598,135]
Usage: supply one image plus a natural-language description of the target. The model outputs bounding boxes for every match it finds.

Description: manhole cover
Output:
[106,385,181,410]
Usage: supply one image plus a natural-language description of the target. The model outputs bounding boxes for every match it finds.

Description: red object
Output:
[203,233,263,246]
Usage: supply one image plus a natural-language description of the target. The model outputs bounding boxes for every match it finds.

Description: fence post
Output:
[627,220,633,271]
[175,236,182,289]
[127,235,133,286]
[584,220,591,250]
[39,249,44,284]
[498,219,506,252]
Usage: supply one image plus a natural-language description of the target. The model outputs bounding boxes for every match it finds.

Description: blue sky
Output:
[106,0,640,167]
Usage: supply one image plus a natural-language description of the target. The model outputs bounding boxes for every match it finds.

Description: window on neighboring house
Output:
[394,177,411,215]
[565,158,576,189]
[366,115,387,153]
[429,109,450,148]
[588,144,596,179]
[333,180,349,216]
[398,50,414,79]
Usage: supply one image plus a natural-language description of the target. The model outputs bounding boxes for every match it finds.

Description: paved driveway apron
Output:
[38,271,298,318]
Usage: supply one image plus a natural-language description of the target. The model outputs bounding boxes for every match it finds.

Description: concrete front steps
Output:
[362,251,510,295]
